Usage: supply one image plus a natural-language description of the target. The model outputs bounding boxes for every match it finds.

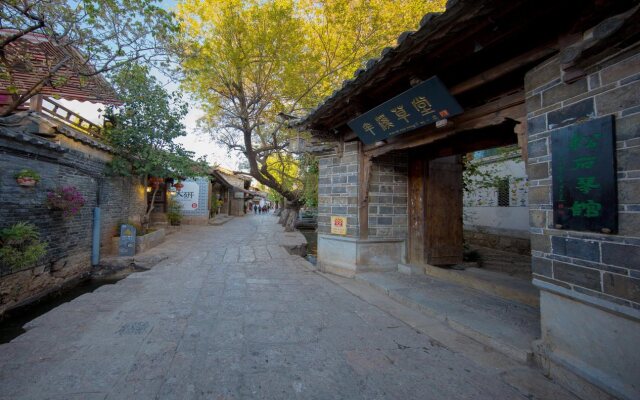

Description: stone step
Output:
[357,271,539,364]
[422,264,539,307]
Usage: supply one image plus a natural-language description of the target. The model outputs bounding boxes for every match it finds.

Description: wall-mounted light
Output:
[146,187,152,193]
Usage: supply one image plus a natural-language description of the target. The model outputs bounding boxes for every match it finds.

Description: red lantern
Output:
[149,177,163,189]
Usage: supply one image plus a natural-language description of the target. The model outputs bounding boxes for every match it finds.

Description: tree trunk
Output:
[142,184,159,234]
[284,207,299,232]
[278,208,290,225]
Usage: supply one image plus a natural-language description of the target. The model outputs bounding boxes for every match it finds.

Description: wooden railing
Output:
[34,96,103,139]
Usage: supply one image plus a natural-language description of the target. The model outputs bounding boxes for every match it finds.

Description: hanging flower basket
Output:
[46,186,86,218]
[174,181,184,192]
[14,169,41,187]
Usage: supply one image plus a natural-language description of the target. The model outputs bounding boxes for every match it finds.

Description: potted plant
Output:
[14,169,41,187]
[167,198,183,226]
[46,186,86,217]
[0,222,48,272]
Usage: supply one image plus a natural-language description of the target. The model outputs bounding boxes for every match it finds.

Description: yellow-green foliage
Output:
[175,0,445,202]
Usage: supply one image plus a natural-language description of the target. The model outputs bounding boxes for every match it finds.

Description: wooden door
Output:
[425,155,463,265]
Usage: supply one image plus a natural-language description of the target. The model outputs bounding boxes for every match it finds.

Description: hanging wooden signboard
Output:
[551,116,617,233]
[347,76,463,145]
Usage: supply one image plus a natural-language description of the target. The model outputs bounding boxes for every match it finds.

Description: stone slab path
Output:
[0,214,578,399]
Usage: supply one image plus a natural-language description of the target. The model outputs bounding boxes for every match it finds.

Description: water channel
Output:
[0,277,124,344]
[298,228,318,265]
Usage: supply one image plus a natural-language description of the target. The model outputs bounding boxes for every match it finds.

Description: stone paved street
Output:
[0,215,578,399]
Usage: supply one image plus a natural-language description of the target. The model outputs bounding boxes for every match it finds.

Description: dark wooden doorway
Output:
[409,155,464,266]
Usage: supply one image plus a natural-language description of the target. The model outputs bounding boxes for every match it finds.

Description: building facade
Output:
[303,1,640,399]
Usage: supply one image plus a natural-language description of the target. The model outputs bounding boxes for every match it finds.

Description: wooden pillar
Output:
[29,95,43,112]
[408,155,426,264]
[425,155,464,265]
[358,142,372,239]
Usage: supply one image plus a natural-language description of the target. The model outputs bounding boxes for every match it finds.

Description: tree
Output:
[104,63,207,231]
[0,0,176,116]
[175,0,445,230]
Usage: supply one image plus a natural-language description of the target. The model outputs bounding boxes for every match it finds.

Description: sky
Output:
[60,0,242,171]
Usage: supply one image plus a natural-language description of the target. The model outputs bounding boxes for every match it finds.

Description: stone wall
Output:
[317,141,359,236]
[525,49,640,309]
[0,120,146,313]
[367,151,408,239]
[525,44,640,400]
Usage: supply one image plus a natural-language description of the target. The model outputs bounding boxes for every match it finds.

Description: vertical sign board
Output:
[347,76,463,145]
[551,116,617,233]
[176,181,200,210]
[331,216,347,235]
[118,224,136,256]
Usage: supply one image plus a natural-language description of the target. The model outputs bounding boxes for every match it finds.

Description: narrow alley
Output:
[0,215,576,399]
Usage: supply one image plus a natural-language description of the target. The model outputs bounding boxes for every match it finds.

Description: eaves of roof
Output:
[300,0,467,130]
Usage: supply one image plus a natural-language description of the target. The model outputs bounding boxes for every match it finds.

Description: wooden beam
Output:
[450,46,557,95]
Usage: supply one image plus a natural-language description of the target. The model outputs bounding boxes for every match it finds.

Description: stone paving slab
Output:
[0,214,577,399]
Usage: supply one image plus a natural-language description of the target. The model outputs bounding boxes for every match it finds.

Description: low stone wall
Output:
[136,229,165,253]
[109,228,166,255]
[464,227,530,255]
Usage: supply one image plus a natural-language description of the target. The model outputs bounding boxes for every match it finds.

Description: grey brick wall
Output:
[367,151,408,238]
[525,49,640,309]
[0,130,145,312]
[317,142,359,237]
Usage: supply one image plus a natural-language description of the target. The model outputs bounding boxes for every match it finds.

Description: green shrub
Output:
[167,198,183,225]
[0,222,48,271]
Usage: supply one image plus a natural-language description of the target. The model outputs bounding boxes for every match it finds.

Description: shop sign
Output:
[551,116,617,233]
[176,181,200,210]
[347,76,463,145]
[330,216,347,235]
[233,191,245,199]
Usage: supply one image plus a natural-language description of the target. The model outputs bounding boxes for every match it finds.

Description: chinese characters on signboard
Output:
[175,181,200,210]
[551,116,617,233]
[330,216,347,235]
[347,76,463,145]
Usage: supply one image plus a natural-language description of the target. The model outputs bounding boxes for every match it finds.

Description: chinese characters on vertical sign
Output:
[551,116,617,233]
[175,181,200,210]
[347,76,463,145]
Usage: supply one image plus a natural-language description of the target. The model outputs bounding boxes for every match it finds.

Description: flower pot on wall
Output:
[16,177,37,187]
[14,169,41,187]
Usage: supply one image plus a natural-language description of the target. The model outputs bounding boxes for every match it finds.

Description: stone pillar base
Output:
[317,234,405,277]
[533,283,640,400]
